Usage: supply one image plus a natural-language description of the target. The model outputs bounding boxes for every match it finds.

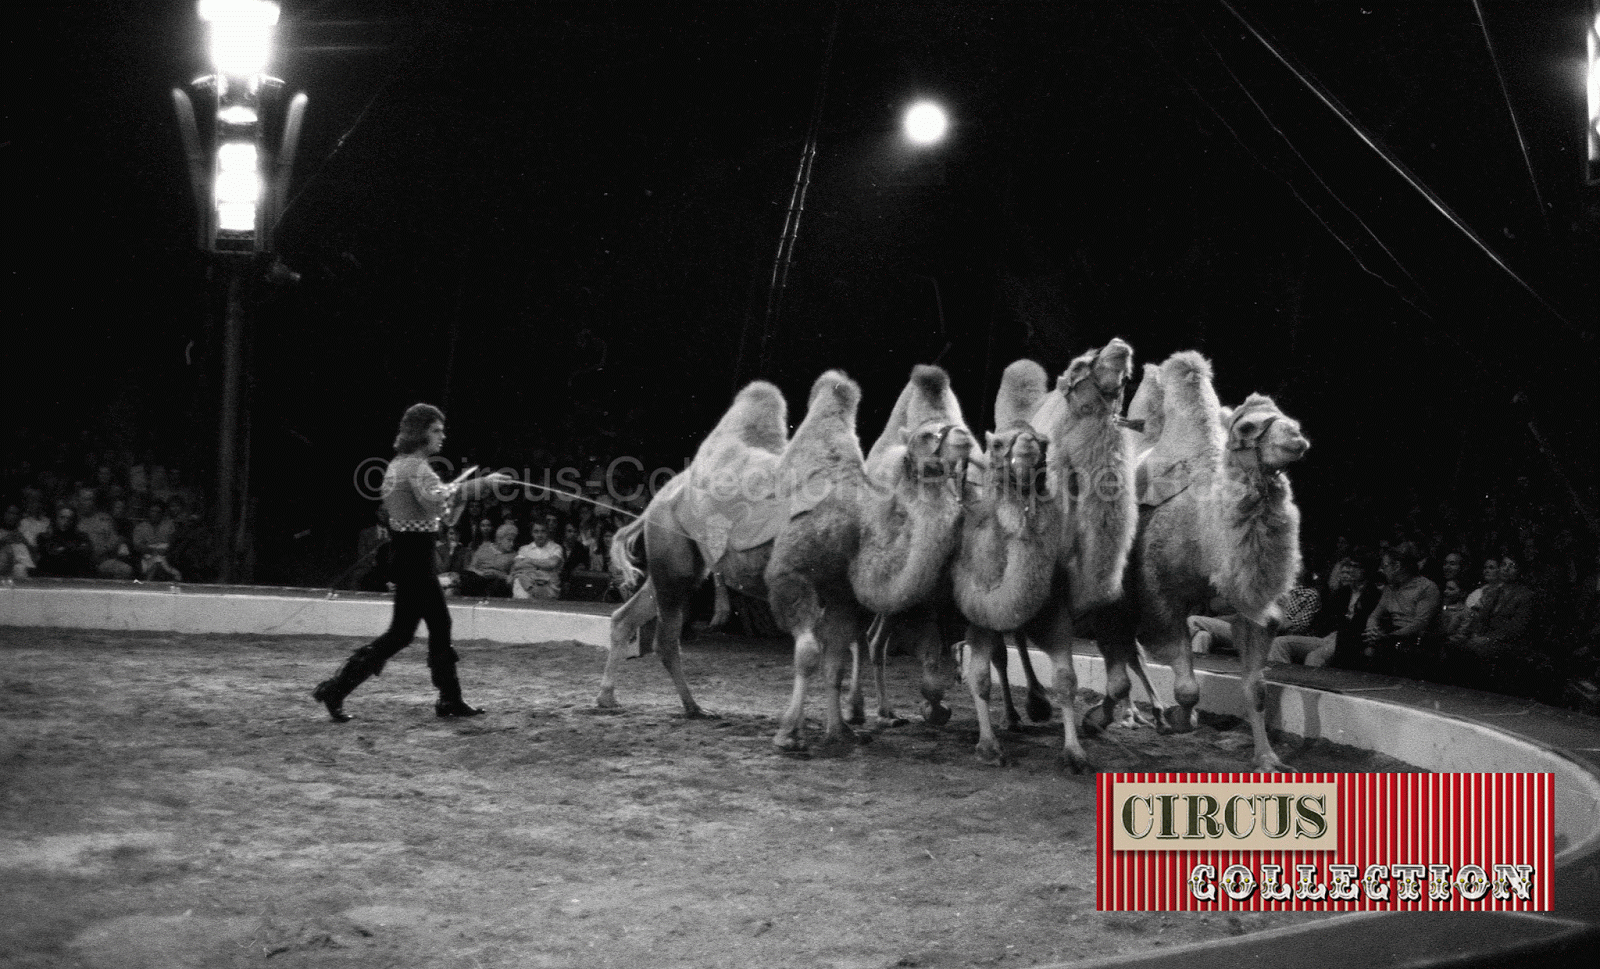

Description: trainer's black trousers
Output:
[366,531,455,670]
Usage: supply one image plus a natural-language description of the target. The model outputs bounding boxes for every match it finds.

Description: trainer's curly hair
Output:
[393,403,445,454]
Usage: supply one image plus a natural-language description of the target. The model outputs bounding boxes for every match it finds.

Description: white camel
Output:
[596,381,791,717]
[766,366,974,753]
[1087,352,1310,772]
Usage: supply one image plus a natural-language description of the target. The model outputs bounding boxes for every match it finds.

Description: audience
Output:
[460,522,518,598]
[510,521,565,599]
[1452,554,1536,691]
[1271,553,1376,667]
[34,505,97,579]
[1360,542,1443,678]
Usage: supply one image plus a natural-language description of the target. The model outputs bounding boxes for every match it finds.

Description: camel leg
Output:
[910,609,953,727]
[709,572,732,631]
[870,614,904,723]
[817,602,862,750]
[992,633,1024,732]
[597,579,658,709]
[1080,605,1135,735]
[1013,633,1055,724]
[846,614,883,725]
[1164,628,1202,735]
[1121,648,1163,729]
[773,578,824,752]
[648,559,709,718]
[1234,617,1288,772]
[964,626,1008,765]
[1022,601,1090,772]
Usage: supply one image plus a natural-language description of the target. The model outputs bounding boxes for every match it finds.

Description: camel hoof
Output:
[922,701,952,727]
[1026,694,1054,723]
[1254,756,1290,774]
[1080,705,1112,737]
[1160,706,1196,734]
[595,689,619,710]
[878,715,910,728]
[773,734,808,754]
[975,742,1008,767]
[1056,751,1091,775]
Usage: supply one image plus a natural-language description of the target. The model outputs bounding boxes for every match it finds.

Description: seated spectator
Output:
[434,526,469,596]
[460,522,518,598]
[1,503,36,579]
[1186,594,1238,655]
[1453,554,1536,691]
[34,505,97,578]
[1433,550,1466,590]
[1437,578,1473,642]
[1465,556,1499,613]
[510,522,565,599]
[17,490,50,552]
[130,499,180,581]
[1325,551,1385,670]
[352,507,391,592]
[1361,541,1442,679]
[1270,559,1369,667]
[76,490,135,580]
[166,508,219,584]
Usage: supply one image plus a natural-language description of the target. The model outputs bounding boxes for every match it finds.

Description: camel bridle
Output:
[1228,410,1293,492]
[904,421,971,502]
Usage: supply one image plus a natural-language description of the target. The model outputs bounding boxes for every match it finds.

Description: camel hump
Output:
[905,364,966,428]
[804,369,860,419]
[724,380,789,453]
[995,359,1048,429]
[1160,350,1213,386]
[787,369,863,462]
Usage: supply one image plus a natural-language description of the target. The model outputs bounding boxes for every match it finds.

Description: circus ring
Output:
[2,579,1598,968]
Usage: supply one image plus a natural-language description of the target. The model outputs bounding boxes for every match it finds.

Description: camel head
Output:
[1120,362,1164,440]
[1227,393,1309,472]
[1057,337,1135,419]
[901,419,975,485]
[984,424,1048,496]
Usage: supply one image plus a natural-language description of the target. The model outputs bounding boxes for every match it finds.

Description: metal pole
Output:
[217,264,247,583]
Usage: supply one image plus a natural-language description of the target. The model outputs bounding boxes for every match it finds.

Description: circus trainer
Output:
[312,403,511,722]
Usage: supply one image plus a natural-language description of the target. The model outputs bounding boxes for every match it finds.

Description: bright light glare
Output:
[215,140,261,232]
[1590,16,1599,159]
[200,0,280,76]
[217,202,259,232]
[903,101,949,145]
[218,105,258,125]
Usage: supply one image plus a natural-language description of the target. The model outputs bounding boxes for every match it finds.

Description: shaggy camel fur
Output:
[952,358,1069,766]
[845,367,977,728]
[990,338,1137,772]
[766,366,974,752]
[1088,353,1310,772]
[596,381,789,717]
[996,357,1168,735]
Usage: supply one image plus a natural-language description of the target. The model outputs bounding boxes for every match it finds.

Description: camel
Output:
[1086,352,1310,772]
[958,338,1135,771]
[766,365,974,752]
[950,358,1067,766]
[596,380,791,717]
[988,350,1168,733]
[843,367,982,729]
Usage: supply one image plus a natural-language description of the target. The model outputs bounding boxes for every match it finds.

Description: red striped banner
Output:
[1095,773,1554,912]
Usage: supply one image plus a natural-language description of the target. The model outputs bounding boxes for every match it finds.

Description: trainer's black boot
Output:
[431,659,484,718]
[312,646,385,722]
[312,679,353,722]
